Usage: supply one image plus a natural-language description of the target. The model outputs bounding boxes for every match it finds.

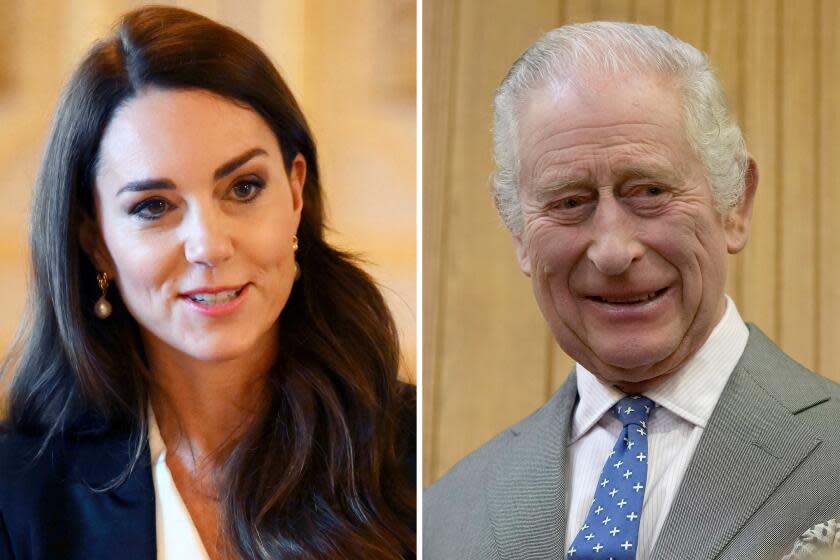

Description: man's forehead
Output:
[520,71,682,133]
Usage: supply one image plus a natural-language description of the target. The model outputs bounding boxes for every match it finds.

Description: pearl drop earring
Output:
[293,235,301,280]
[94,272,113,319]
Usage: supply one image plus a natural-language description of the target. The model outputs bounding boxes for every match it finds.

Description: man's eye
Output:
[624,184,672,211]
[627,185,666,197]
[229,178,265,202]
[130,198,169,220]
[559,195,589,209]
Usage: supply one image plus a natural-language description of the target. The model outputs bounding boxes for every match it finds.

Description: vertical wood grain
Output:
[740,0,780,341]
[430,0,561,482]
[632,0,667,27]
[707,0,743,304]
[666,0,707,51]
[779,0,818,369]
[565,0,597,22]
[596,0,633,20]
[819,0,840,380]
[422,0,457,486]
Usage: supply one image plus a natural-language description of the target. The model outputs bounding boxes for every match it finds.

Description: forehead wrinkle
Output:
[529,134,672,188]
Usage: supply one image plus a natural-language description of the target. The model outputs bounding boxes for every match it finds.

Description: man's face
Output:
[513,74,755,390]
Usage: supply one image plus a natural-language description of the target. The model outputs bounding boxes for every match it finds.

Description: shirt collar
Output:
[571,296,749,443]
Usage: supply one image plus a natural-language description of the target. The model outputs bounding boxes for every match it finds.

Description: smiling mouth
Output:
[185,287,245,305]
[589,287,668,305]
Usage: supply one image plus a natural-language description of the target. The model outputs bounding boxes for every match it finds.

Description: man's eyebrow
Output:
[617,166,677,183]
[532,165,679,202]
[213,147,268,181]
[534,176,592,202]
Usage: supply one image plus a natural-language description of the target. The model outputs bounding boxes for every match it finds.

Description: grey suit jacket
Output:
[424,325,840,559]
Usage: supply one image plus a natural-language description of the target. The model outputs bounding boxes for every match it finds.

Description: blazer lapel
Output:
[66,427,157,560]
[651,326,825,560]
[486,373,578,560]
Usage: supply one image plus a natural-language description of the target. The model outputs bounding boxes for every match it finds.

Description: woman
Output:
[0,6,415,559]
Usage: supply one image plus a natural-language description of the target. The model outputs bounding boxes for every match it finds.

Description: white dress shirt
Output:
[148,409,211,560]
[564,297,749,558]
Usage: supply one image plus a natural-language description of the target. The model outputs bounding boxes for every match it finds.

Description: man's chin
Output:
[581,340,681,386]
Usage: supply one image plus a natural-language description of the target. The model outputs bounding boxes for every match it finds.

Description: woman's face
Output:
[85,88,304,365]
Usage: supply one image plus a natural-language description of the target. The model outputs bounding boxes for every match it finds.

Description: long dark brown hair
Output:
[1,6,414,559]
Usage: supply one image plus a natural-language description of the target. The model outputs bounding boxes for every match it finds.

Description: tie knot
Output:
[612,395,654,427]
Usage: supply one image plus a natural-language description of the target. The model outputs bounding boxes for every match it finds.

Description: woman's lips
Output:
[179,284,249,316]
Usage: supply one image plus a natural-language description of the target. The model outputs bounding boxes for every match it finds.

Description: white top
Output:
[564,297,749,558]
[148,409,212,560]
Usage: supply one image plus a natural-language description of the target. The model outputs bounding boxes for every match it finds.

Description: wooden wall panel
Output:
[422,0,457,492]
[425,0,840,486]
[779,0,818,368]
[819,0,840,378]
[427,0,561,483]
[741,0,779,340]
[666,0,706,50]
[707,0,743,303]
[633,0,667,27]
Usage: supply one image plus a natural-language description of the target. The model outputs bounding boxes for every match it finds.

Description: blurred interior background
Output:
[0,0,417,380]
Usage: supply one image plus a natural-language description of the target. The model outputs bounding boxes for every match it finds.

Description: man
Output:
[424,22,840,560]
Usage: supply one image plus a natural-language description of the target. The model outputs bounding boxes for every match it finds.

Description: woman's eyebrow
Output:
[116,178,176,196]
[214,147,268,180]
[114,147,269,196]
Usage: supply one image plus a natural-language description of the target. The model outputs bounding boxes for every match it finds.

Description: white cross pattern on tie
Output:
[566,395,655,559]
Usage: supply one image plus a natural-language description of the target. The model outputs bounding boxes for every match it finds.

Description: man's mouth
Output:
[183,286,245,305]
[589,287,668,305]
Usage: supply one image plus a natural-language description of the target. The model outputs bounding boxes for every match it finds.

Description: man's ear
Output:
[513,231,532,277]
[725,156,758,255]
[79,215,114,274]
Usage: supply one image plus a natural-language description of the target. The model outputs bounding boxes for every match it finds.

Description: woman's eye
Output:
[644,186,663,196]
[229,179,265,202]
[130,198,170,220]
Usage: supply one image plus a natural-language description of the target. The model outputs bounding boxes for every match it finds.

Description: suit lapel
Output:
[65,427,157,560]
[486,373,578,560]
[651,326,825,560]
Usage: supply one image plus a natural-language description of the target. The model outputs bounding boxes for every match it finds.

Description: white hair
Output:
[493,22,748,234]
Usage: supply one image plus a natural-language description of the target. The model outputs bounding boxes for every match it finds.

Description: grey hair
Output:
[493,21,748,234]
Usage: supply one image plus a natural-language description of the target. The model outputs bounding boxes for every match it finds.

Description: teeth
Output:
[188,288,241,305]
[600,291,659,304]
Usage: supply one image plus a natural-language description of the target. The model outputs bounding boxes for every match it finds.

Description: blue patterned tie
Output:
[566,395,655,559]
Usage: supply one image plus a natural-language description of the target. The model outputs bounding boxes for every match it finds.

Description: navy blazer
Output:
[0,386,417,560]
[0,416,157,560]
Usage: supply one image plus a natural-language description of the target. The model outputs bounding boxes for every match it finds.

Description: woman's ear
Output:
[289,153,306,215]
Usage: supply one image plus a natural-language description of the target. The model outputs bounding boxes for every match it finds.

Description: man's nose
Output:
[585,197,644,276]
[183,205,234,267]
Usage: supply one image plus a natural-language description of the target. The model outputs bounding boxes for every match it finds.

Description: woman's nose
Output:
[585,197,644,276]
[182,206,234,266]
